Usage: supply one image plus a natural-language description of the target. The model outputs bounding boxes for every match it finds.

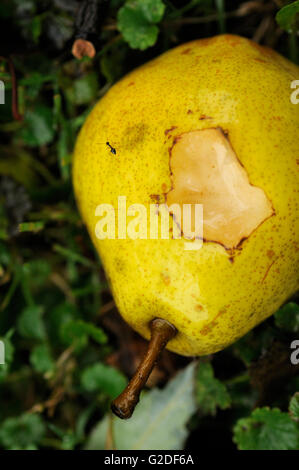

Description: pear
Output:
[73,35,299,418]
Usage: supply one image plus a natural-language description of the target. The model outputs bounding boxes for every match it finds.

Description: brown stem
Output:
[8,57,22,121]
[111,318,177,419]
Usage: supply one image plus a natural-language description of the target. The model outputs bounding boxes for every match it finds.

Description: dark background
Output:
[0,0,298,450]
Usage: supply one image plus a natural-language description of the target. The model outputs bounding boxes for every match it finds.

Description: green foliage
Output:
[17,305,47,341]
[66,73,98,106]
[274,302,299,332]
[81,363,127,398]
[196,362,231,415]
[231,327,276,366]
[290,393,299,421]
[276,1,299,33]
[0,413,46,450]
[233,407,299,450]
[21,105,55,147]
[19,221,45,233]
[22,259,51,287]
[60,320,107,351]
[117,0,165,50]
[0,0,298,451]
[30,344,55,374]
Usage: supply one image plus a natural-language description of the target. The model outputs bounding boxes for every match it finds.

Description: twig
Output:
[99,299,115,315]
[8,56,22,121]
[252,15,273,43]
[50,272,76,305]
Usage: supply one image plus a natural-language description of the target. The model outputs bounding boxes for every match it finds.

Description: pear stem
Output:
[111,318,177,419]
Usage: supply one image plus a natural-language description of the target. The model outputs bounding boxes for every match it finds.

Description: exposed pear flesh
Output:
[166,128,274,249]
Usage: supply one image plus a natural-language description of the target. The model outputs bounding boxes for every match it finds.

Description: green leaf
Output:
[276,1,299,33]
[289,393,299,422]
[274,302,299,332]
[85,362,197,450]
[81,363,127,398]
[73,73,98,106]
[31,16,42,44]
[20,73,55,100]
[30,344,55,374]
[117,0,165,50]
[118,8,158,50]
[21,105,55,147]
[17,305,46,341]
[22,259,51,288]
[60,320,107,351]
[82,322,108,344]
[0,413,46,450]
[139,0,166,23]
[19,221,45,233]
[60,321,87,351]
[47,423,78,450]
[233,407,299,450]
[196,362,231,415]
[48,302,79,345]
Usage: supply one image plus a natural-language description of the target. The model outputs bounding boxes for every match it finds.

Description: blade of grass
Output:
[215,0,226,33]
[0,266,21,311]
[52,244,95,268]
[19,221,45,233]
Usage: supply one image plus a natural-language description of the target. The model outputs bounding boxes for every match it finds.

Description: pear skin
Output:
[73,34,299,358]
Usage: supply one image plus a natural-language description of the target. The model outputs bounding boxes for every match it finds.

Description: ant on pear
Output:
[97,141,118,155]
[106,142,117,155]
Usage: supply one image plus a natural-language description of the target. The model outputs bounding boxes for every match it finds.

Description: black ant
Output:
[106,142,117,155]
[97,141,118,155]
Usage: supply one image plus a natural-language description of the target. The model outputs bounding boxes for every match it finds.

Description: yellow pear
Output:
[73,35,299,418]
